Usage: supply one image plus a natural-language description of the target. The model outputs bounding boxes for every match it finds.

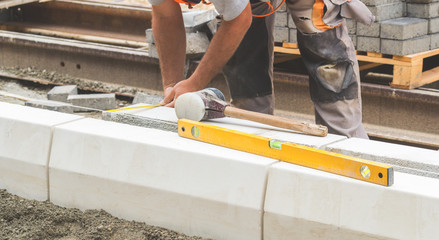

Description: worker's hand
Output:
[160,79,200,107]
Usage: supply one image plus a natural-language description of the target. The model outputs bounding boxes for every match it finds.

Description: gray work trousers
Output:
[223,0,372,138]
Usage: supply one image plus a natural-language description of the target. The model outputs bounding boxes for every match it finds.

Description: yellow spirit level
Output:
[178,119,394,186]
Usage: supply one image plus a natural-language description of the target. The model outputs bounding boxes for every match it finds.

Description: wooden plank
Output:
[282,42,298,49]
[359,63,382,71]
[391,58,423,89]
[274,54,300,64]
[274,46,300,55]
[357,55,412,66]
[367,52,383,58]
[395,48,439,62]
[418,66,439,88]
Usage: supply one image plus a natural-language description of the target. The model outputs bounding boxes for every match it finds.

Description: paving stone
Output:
[357,22,381,37]
[132,92,163,105]
[279,2,287,11]
[349,35,357,48]
[182,10,217,28]
[381,35,431,55]
[145,28,153,44]
[148,43,159,58]
[325,137,439,178]
[274,27,289,43]
[361,0,403,6]
[407,2,439,18]
[186,32,210,56]
[274,11,288,27]
[367,2,405,21]
[25,100,74,114]
[431,33,439,49]
[67,93,116,111]
[287,13,296,28]
[380,17,428,40]
[148,32,210,59]
[288,28,297,44]
[346,19,357,35]
[357,36,381,52]
[47,85,78,102]
[406,0,439,3]
[429,17,439,34]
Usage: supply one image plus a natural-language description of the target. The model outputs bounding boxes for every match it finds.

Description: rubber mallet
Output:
[174,88,328,137]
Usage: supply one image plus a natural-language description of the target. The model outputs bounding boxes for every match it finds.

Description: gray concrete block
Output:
[67,93,116,112]
[357,36,381,52]
[25,100,74,114]
[407,2,439,18]
[361,0,402,6]
[132,92,163,105]
[431,33,439,49]
[274,27,289,43]
[357,22,381,37]
[47,85,78,102]
[429,17,439,34]
[346,19,357,35]
[102,109,178,133]
[325,138,439,179]
[182,10,217,28]
[289,28,297,44]
[145,28,154,44]
[275,11,288,27]
[186,32,210,56]
[380,17,428,40]
[381,35,431,55]
[148,43,159,59]
[368,2,405,21]
[287,13,296,28]
[279,2,287,11]
[406,0,439,4]
[349,35,357,49]
[149,32,210,59]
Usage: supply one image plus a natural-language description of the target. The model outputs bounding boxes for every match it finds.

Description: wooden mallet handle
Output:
[224,106,328,137]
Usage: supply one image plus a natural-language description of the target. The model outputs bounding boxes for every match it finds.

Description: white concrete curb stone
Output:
[325,137,439,178]
[49,118,278,240]
[264,162,439,240]
[0,102,83,201]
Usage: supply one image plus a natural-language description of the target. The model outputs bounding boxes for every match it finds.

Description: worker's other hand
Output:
[160,79,200,107]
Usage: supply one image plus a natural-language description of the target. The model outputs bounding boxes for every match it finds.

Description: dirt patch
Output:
[0,189,209,240]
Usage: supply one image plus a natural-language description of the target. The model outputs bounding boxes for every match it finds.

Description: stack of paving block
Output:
[147,9,218,59]
[25,85,116,113]
[274,0,439,56]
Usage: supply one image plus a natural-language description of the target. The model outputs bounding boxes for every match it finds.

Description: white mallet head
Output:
[174,92,205,121]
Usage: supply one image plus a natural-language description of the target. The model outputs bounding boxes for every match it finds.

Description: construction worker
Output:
[152,0,373,139]
[151,0,252,106]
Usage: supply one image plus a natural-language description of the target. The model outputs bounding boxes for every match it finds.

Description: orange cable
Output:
[252,0,286,18]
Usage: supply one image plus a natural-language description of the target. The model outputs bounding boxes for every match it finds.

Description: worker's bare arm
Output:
[152,0,186,92]
[161,2,252,107]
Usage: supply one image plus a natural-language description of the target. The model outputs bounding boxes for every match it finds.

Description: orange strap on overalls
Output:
[174,0,285,17]
[174,0,211,9]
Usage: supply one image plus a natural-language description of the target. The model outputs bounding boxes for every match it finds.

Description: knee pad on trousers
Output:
[297,28,359,102]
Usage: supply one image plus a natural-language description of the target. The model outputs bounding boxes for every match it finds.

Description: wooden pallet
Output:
[275,42,439,89]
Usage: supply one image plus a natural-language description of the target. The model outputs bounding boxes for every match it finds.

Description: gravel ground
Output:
[0,189,208,240]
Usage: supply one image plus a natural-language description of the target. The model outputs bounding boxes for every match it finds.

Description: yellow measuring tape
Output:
[106,104,161,112]
[178,119,394,186]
